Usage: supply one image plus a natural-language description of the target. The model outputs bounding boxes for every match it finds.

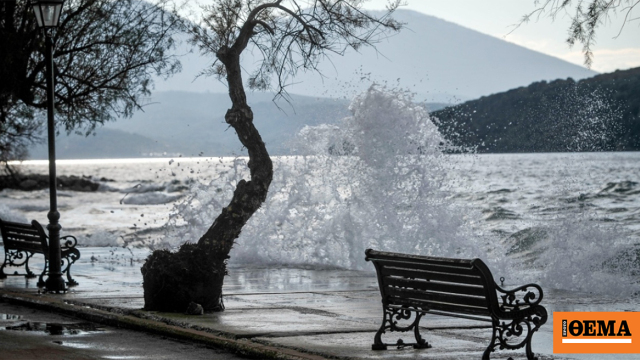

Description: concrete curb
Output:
[0,290,332,360]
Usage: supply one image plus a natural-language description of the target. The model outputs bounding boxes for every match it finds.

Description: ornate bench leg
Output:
[412,313,430,349]
[37,260,48,287]
[63,258,79,286]
[526,307,548,360]
[24,253,36,278]
[483,319,499,360]
[372,309,390,350]
[61,249,80,286]
[372,306,431,350]
[526,338,536,360]
[60,238,80,286]
[0,252,7,279]
[1,250,36,279]
[484,307,548,360]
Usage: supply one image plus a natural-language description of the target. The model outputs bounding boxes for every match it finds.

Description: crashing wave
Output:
[160,86,501,270]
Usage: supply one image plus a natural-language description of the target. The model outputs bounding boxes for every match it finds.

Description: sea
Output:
[2,87,640,300]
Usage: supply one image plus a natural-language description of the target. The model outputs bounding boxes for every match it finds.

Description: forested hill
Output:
[431,67,640,153]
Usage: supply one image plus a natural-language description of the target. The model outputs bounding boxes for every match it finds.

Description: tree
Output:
[520,0,639,68]
[0,0,182,163]
[141,0,402,312]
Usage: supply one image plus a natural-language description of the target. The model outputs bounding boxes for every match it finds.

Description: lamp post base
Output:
[44,276,66,293]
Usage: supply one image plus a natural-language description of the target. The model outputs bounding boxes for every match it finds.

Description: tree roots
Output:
[141,243,226,312]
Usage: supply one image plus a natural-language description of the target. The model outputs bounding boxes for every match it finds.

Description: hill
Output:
[28,128,171,159]
[28,92,352,159]
[27,91,455,159]
[26,8,605,160]
[432,67,640,153]
[156,9,597,102]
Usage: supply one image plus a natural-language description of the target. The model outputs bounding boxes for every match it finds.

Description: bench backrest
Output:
[365,249,498,320]
[0,218,48,254]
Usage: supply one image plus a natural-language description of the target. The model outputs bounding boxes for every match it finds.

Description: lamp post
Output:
[31,0,66,293]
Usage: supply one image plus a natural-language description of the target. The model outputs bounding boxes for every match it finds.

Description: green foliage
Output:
[432,67,640,153]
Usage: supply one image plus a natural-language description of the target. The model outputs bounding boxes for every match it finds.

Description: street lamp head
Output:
[31,0,65,29]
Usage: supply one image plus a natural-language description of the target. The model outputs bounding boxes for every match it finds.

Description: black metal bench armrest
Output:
[495,283,544,312]
[60,235,80,263]
[61,235,78,250]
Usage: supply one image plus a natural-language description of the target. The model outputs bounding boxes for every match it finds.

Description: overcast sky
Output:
[364,0,640,73]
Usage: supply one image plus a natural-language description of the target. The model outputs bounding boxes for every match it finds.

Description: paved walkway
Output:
[0,247,635,359]
[0,300,248,360]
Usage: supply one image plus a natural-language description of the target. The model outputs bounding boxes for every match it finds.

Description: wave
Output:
[152,86,640,297]
[0,204,28,223]
[160,86,503,271]
[599,181,640,195]
[120,192,184,205]
[483,207,520,221]
[99,179,192,194]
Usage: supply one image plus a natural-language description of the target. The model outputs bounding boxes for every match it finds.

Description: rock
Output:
[0,174,100,192]
[57,175,100,192]
[19,179,39,190]
[185,302,204,315]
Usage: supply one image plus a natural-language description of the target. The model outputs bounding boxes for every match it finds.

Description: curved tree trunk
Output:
[197,46,273,255]
[141,0,397,313]
[142,42,273,312]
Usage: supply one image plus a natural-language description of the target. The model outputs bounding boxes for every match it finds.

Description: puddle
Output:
[2,322,103,335]
[0,313,23,320]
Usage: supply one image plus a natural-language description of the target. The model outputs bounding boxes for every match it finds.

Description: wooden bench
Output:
[0,218,80,287]
[365,249,547,360]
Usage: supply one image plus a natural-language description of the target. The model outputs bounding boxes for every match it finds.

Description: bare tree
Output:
[141,0,401,312]
[519,0,639,68]
[0,0,182,162]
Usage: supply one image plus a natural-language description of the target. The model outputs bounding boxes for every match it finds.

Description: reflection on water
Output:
[0,313,22,320]
[225,266,377,294]
[2,321,102,335]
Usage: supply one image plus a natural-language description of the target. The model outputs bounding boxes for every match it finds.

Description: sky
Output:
[364,0,640,73]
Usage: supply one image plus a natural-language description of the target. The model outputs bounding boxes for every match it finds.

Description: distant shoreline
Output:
[13,149,640,164]
[0,173,104,192]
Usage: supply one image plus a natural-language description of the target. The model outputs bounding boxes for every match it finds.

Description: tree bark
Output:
[198,45,273,252]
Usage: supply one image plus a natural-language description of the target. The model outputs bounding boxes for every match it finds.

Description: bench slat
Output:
[2,222,39,231]
[390,296,492,317]
[383,276,487,297]
[2,240,43,253]
[4,227,39,235]
[366,250,474,267]
[2,220,37,227]
[4,228,40,236]
[381,266,485,286]
[371,258,479,276]
[4,231,41,240]
[385,285,489,309]
[3,232,43,245]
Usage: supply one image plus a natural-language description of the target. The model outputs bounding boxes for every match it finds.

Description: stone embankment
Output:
[0,174,105,192]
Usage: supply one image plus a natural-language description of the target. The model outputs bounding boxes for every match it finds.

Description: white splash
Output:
[162,86,502,270]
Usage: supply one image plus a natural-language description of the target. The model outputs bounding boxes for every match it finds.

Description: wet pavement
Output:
[1,247,639,360]
[0,301,248,360]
